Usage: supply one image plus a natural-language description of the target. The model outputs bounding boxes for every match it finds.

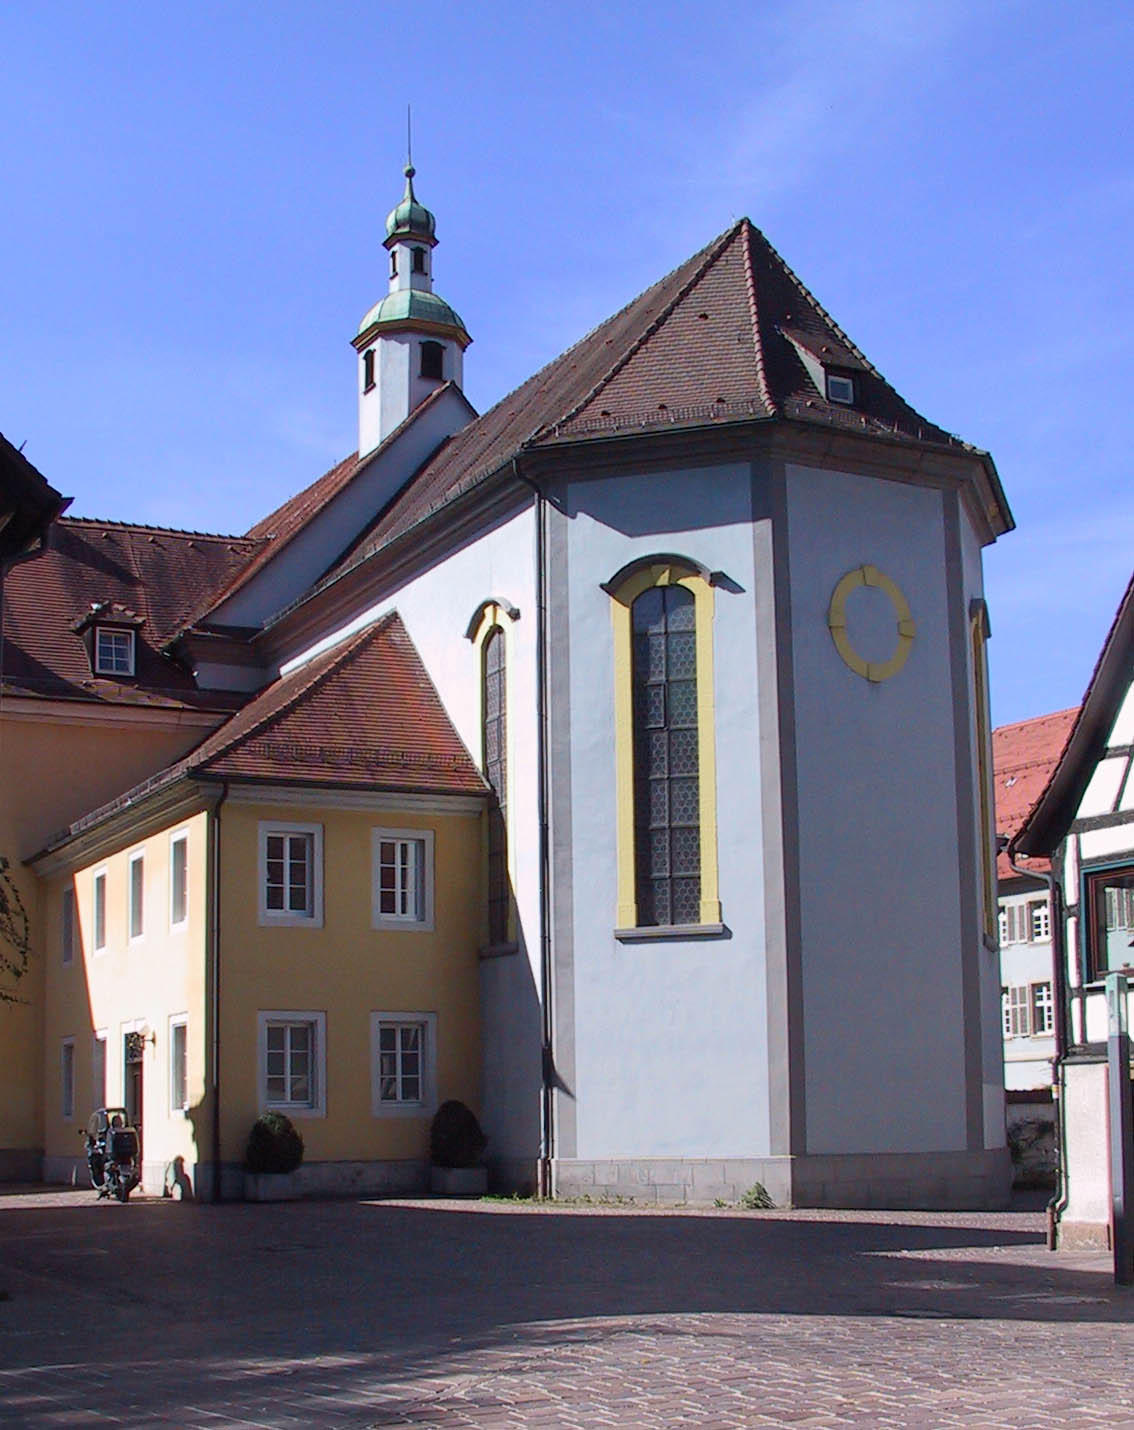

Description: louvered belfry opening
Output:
[483,626,508,944]
[631,585,700,926]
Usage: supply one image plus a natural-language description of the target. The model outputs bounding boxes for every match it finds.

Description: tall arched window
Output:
[420,341,444,380]
[607,558,720,932]
[631,585,700,926]
[482,625,508,946]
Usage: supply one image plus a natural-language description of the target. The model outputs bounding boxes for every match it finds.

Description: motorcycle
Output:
[82,1107,141,1202]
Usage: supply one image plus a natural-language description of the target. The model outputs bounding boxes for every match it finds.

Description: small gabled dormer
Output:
[780,327,865,411]
[71,600,144,679]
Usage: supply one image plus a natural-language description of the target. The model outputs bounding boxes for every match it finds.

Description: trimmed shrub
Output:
[430,1100,487,1169]
[245,1111,304,1175]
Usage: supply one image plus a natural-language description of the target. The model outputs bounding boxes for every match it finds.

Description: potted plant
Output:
[429,1100,488,1196]
[243,1111,304,1201]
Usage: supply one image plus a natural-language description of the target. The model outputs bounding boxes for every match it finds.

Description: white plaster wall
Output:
[216,388,473,631]
[1062,1060,1112,1231]
[279,501,542,1161]
[1111,682,1134,745]
[563,463,772,1159]
[1080,826,1134,861]
[1080,757,1127,818]
[999,934,1056,1089]
[786,465,968,1155]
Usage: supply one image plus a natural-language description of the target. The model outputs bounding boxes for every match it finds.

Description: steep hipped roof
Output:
[0,431,69,560]
[1013,572,1134,858]
[189,611,485,793]
[322,218,1003,587]
[993,707,1079,880]
[0,516,260,710]
[35,611,486,857]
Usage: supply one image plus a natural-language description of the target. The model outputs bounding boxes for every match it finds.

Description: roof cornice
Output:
[28,778,215,876]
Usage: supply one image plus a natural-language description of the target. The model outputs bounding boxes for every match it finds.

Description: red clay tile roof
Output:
[0,430,69,559]
[0,516,261,710]
[993,707,1079,879]
[191,611,485,793]
[37,612,486,852]
[322,219,981,586]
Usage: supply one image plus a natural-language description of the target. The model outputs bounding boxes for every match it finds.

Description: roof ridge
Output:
[535,222,742,443]
[752,225,886,382]
[993,706,1080,735]
[61,515,255,542]
[740,220,777,417]
[193,616,394,773]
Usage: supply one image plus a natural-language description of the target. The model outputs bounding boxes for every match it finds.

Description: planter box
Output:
[243,1171,300,1202]
[430,1165,487,1197]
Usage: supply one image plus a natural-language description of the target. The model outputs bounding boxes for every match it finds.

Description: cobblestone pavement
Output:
[1,1189,1132,1428]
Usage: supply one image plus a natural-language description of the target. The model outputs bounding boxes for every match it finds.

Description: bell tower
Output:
[353,163,472,459]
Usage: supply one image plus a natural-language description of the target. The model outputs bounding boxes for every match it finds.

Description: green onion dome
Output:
[384,165,436,245]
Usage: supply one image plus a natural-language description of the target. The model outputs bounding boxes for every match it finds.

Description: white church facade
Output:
[4,168,1014,1206]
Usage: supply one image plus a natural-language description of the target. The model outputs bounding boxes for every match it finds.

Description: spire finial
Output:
[405,105,414,181]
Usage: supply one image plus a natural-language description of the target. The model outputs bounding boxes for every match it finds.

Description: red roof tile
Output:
[38,612,485,851]
[191,611,485,794]
[0,517,261,710]
[993,707,1078,879]
[323,219,977,586]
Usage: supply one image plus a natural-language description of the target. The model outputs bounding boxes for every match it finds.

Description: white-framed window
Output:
[371,828,434,930]
[999,903,1029,945]
[370,1011,437,1117]
[93,1030,107,1110]
[258,1011,326,1116]
[826,372,855,405]
[169,1016,188,1113]
[128,852,145,941]
[258,823,323,926]
[94,627,135,676]
[1029,899,1050,942]
[93,869,108,953]
[1003,985,1031,1038]
[170,831,189,930]
[61,886,76,965]
[1030,982,1054,1036]
[61,1038,75,1120]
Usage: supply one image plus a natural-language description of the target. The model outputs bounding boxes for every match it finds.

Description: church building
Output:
[1,166,1014,1206]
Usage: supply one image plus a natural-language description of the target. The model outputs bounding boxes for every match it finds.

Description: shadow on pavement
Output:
[0,1198,1128,1425]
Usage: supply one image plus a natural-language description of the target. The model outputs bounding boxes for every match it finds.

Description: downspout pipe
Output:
[512,456,554,1196]
[208,782,228,1202]
[1009,850,1068,1249]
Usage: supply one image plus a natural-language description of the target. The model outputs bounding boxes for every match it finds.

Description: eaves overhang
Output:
[1012,573,1134,859]
[28,775,218,877]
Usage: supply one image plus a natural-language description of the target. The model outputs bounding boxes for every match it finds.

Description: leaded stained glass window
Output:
[631,585,700,925]
[483,626,509,944]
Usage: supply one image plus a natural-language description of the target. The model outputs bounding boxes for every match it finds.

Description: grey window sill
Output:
[614,923,727,943]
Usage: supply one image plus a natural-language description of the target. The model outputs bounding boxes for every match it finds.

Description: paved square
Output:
[1,1190,1131,1427]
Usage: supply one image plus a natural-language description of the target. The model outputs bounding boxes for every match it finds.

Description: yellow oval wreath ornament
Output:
[827,565,916,683]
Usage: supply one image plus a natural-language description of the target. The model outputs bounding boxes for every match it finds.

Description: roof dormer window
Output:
[95,627,135,676]
[826,373,855,405]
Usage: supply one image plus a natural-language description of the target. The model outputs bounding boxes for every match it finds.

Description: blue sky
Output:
[1,1,1130,726]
